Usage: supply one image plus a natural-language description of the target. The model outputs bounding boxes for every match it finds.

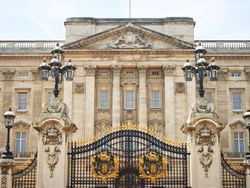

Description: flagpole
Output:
[129,0,131,18]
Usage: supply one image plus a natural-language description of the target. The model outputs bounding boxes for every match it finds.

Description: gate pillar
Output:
[182,98,224,188]
[34,98,77,188]
[0,159,14,188]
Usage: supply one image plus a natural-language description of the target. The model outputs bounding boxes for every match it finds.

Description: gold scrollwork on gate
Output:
[139,150,167,181]
[91,150,119,181]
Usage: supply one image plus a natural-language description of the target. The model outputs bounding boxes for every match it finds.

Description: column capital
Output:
[137,65,148,74]
[162,65,175,76]
[111,64,122,76]
[84,65,96,76]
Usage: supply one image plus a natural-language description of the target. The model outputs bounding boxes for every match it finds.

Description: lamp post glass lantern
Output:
[2,108,15,159]
[38,43,76,98]
[243,110,250,160]
[182,44,220,98]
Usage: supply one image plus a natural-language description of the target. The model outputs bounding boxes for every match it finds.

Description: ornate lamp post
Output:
[182,44,220,98]
[38,43,76,98]
[243,110,250,160]
[2,108,16,159]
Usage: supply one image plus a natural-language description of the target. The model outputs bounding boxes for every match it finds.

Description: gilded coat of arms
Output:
[139,150,167,181]
[91,150,119,181]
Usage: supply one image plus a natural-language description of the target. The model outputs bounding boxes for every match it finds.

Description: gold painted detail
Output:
[72,122,186,148]
[91,150,119,181]
[139,150,167,181]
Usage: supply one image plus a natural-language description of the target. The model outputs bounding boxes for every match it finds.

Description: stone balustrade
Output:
[0,40,64,49]
[195,40,250,49]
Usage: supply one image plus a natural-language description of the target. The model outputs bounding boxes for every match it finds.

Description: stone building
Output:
[0,17,249,164]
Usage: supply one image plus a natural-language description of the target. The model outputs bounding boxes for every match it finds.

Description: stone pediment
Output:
[63,23,194,50]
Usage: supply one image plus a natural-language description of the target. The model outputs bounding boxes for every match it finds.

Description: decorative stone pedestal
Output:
[0,159,14,188]
[34,98,77,188]
[182,97,224,188]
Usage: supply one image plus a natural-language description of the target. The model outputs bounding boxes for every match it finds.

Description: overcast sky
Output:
[1,0,250,40]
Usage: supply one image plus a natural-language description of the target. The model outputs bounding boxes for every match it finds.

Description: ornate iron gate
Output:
[221,153,246,188]
[12,153,37,188]
[67,128,191,188]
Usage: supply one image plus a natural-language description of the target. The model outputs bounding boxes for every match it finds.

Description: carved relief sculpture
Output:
[45,146,61,178]
[195,126,216,177]
[42,125,62,178]
[108,30,152,49]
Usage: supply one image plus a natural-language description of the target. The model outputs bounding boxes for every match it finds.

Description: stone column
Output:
[0,159,14,188]
[34,98,77,188]
[163,65,175,138]
[112,65,121,128]
[182,98,224,188]
[138,65,148,129]
[84,65,96,138]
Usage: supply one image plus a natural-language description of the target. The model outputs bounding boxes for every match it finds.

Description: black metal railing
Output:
[12,153,37,188]
[67,128,191,188]
[221,153,246,188]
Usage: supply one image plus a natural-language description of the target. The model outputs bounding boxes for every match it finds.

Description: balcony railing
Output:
[195,40,250,49]
[13,152,36,159]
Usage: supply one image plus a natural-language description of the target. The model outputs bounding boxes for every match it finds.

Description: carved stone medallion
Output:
[42,126,62,145]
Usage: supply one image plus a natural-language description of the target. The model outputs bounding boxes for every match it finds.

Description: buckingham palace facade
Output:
[0,17,250,164]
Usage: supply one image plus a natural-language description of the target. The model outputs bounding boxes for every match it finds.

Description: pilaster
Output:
[138,65,148,129]
[163,65,175,138]
[84,65,96,138]
[112,65,121,128]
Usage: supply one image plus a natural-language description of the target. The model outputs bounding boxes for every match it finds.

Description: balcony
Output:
[223,152,245,160]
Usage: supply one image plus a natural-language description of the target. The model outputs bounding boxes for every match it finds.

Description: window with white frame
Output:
[99,90,109,109]
[124,90,135,109]
[232,92,242,111]
[18,92,27,110]
[151,90,160,109]
[15,132,26,153]
[234,132,244,153]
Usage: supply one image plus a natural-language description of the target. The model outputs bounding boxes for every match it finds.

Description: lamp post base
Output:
[1,151,13,159]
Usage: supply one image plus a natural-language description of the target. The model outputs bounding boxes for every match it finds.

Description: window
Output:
[232,92,242,111]
[234,132,244,153]
[151,90,160,109]
[16,132,26,153]
[99,90,109,109]
[18,92,27,110]
[124,90,135,109]
[231,72,241,77]
[48,92,54,102]
[205,92,213,103]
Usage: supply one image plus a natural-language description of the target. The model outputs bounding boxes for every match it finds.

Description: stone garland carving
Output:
[45,146,61,178]
[42,125,62,178]
[108,30,152,49]
[195,126,216,177]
